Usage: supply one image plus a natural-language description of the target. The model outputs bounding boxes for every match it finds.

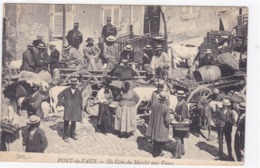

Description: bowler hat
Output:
[124,45,133,51]
[157,91,167,101]
[63,44,71,51]
[205,49,212,54]
[86,37,94,43]
[37,43,46,49]
[176,90,186,97]
[144,45,153,50]
[106,35,116,42]
[222,98,231,106]
[27,115,41,124]
[237,102,246,110]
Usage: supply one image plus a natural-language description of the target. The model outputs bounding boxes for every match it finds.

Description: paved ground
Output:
[31,106,239,161]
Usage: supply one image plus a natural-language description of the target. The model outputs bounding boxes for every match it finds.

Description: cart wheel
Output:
[187,86,212,110]
[62,70,100,87]
[2,73,11,88]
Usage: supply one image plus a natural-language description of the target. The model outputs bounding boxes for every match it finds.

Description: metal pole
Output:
[62,4,67,49]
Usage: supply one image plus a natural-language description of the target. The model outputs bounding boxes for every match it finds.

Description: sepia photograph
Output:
[0,2,253,166]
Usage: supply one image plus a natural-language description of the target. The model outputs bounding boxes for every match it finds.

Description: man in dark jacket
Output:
[66,22,83,49]
[28,85,45,119]
[34,44,50,73]
[23,115,48,153]
[32,35,46,48]
[173,90,189,159]
[49,43,60,84]
[146,92,170,157]
[57,77,83,142]
[20,44,35,72]
[214,98,236,161]
[101,17,117,43]
[234,102,246,161]
[199,49,215,67]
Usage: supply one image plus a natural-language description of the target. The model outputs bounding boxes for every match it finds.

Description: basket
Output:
[171,120,190,131]
[1,120,20,134]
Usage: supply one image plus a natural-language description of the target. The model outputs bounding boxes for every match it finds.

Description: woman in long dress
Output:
[96,77,113,134]
[114,81,140,138]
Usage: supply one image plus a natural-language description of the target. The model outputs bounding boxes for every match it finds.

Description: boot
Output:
[63,122,69,143]
[70,122,78,140]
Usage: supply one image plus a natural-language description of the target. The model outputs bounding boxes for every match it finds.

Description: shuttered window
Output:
[53,4,74,37]
[102,6,121,27]
[181,6,200,20]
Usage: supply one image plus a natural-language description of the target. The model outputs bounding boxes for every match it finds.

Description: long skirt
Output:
[114,105,136,134]
[97,104,112,133]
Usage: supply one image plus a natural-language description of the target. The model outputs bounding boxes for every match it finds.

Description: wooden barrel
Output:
[193,65,221,82]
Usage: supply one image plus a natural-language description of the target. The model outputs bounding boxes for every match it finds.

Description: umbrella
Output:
[2,81,33,100]
[109,65,138,81]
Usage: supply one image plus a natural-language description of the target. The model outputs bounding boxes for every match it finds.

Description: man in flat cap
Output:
[66,22,83,49]
[101,17,117,43]
[20,44,35,72]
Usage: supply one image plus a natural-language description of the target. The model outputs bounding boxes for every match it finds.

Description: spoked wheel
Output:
[187,86,212,111]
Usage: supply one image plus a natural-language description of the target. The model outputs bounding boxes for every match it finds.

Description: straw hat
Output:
[237,102,246,110]
[37,35,43,39]
[106,35,116,42]
[37,43,46,49]
[63,44,71,51]
[27,44,34,49]
[124,45,133,51]
[27,115,41,124]
[144,45,153,50]
[222,98,231,106]
[154,45,163,51]
[49,43,56,47]
[69,77,78,84]
[204,49,212,54]
[176,90,186,98]
[213,88,220,94]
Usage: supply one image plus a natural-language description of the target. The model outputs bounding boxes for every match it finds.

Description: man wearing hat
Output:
[146,91,170,157]
[234,102,246,161]
[23,115,48,153]
[119,44,134,64]
[172,90,189,159]
[199,49,215,67]
[62,44,85,69]
[66,22,83,49]
[101,17,117,43]
[214,98,236,161]
[49,43,60,84]
[103,35,119,70]
[58,77,83,142]
[141,45,153,70]
[83,37,102,70]
[150,45,171,78]
[20,44,35,72]
[28,84,45,119]
[34,43,50,73]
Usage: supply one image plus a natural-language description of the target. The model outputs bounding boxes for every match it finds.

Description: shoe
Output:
[63,137,69,143]
[214,156,223,160]
[70,135,78,140]
[171,156,181,159]
[228,156,235,161]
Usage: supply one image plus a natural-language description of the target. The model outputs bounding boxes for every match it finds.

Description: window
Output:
[102,6,121,28]
[52,4,74,37]
[181,6,200,20]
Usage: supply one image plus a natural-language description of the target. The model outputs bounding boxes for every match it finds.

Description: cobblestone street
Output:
[36,107,239,162]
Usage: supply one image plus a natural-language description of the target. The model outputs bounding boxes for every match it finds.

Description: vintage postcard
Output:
[0,3,248,166]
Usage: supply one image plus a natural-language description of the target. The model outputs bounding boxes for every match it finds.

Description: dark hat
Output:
[176,90,186,98]
[74,22,79,25]
[27,44,34,49]
[124,45,133,51]
[106,35,116,42]
[144,45,153,50]
[107,17,112,21]
[154,45,163,51]
[237,102,246,110]
[37,43,46,49]
[63,44,71,51]
[69,77,78,84]
[86,37,94,43]
[27,115,41,124]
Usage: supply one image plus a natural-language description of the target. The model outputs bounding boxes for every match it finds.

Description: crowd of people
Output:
[0,17,245,162]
